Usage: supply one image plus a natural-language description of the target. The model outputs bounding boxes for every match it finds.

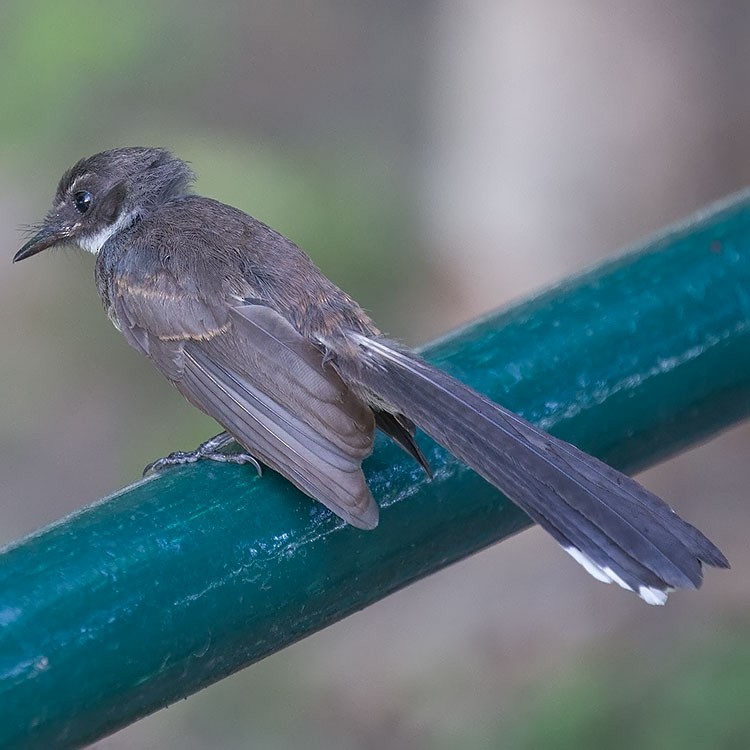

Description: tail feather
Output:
[342,334,729,603]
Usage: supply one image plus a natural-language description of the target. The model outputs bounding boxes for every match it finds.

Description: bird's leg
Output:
[143,432,263,476]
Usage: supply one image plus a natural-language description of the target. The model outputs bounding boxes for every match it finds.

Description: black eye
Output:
[73,190,93,214]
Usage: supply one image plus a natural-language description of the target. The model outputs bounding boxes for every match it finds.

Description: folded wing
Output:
[112,268,378,528]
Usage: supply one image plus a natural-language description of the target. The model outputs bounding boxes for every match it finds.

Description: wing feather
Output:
[112,268,378,528]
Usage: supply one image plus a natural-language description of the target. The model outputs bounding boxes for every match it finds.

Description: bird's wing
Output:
[111,269,378,529]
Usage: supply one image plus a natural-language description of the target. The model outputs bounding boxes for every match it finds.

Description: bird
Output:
[14,146,729,605]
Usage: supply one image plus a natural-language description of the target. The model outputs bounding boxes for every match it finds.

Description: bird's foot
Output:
[143,432,263,476]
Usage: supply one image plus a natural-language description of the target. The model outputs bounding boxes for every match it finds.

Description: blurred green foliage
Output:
[1,1,165,151]
[504,623,750,750]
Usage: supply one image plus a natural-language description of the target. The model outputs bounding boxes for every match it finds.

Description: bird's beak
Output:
[13,224,72,263]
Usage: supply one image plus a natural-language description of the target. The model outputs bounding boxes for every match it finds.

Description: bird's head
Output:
[14,147,194,262]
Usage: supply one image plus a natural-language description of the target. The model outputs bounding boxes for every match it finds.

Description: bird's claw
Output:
[143,432,263,476]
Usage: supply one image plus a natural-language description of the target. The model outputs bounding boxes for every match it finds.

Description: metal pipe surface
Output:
[2,191,750,748]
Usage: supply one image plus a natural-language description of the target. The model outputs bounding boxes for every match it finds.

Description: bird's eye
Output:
[73,190,93,214]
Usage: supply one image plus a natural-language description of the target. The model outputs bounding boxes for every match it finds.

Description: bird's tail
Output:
[339,333,729,604]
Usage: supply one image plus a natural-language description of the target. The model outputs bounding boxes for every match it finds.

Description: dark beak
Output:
[13,224,71,263]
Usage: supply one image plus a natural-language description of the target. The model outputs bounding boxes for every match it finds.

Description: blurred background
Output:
[2,1,750,747]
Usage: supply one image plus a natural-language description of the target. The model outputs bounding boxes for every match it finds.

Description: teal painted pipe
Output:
[2,191,750,748]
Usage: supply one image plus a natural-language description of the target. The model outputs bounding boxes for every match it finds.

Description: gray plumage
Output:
[14,147,729,604]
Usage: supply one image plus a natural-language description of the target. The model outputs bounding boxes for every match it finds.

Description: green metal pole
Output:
[2,192,750,748]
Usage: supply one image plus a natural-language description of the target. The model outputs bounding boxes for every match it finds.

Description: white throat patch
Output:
[76,211,135,255]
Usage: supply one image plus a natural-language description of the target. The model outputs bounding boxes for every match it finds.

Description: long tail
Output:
[340,333,729,604]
